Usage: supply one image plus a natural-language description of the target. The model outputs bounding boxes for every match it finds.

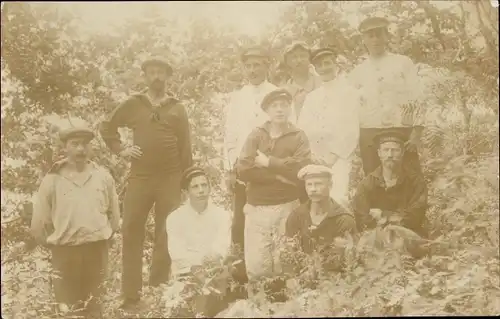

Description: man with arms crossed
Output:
[349,17,425,176]
[298,48,360,208]
[237,88,311,301]
[100,56,193,310]
[223,47,277,290]
[31,118,120,319]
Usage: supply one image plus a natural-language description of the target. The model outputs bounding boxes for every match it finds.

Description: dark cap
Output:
[241,47,270,62]
[260,88,292,111]
[282,41,311,60]
[358,17,390,33]
[310,47,336,63]
[374,129,406,146]
[180,166,208,190]
[141,56,173,75]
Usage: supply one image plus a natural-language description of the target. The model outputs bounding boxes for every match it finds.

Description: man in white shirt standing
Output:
[349,17,425,176]
[223,47,277,289]
[298,48,360,208]
[166,166,232,316]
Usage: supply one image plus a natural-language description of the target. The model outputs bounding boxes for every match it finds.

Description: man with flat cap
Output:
[281,41,322,122]
[285,164,356,275]
[351,129,428,237]
[223,46,278,289]
[166,166,232,316]
[236,88,311,301]
[31,117,121,318]
[348,16,426,176]
[100,56,193,310]
[298,47,360,208]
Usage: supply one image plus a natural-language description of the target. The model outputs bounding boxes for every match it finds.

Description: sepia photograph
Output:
[1,1,499,318]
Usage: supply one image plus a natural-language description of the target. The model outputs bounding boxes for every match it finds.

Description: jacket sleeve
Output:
[236,129,278,183]
[400,175,428,229]
[99,98,133,154]
[223,92,239,172]
[30,175,54,244]
[351,177,376,232]
[268,131,311,181]
[176,103,193,172]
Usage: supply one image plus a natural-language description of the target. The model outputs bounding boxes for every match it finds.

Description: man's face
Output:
[187,175,210,205]
[312,54,336,81]
[361,27,389,56]
[144,65,169,92]
[378,141,404,169]
[266,99,291,124]
[64,137,92,163]
[305,176,331,202]
[242,56,268,85]
[285,47,310,70]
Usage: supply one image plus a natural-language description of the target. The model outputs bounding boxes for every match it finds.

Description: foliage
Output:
[1,1,499,318]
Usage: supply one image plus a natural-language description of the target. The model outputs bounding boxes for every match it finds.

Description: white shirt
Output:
[348,52,425,129]
[298,75,360,160]
[166,200,232,277]
[223,81,278,172]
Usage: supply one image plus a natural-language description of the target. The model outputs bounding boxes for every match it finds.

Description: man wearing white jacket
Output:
[298,48,360,208]
[223,47,277,287]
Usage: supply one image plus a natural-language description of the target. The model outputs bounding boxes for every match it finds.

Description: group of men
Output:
[30,16,428,318]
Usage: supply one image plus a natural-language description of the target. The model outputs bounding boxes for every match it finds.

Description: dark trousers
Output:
[359,127,422,176]
[121,172,182,300]
[231,182,248,285]
[51,240,109,318]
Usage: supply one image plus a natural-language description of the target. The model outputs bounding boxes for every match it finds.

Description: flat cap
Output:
[141,56,173,75]
[310,47,336,63]
[358,17,390,33]
[282,41,311,60]
[260,88,292,110]
[180,166,208,190]
[58,117,94,142]
[241,47,270,62]
[374,129,406,146]
[297,164,333,180]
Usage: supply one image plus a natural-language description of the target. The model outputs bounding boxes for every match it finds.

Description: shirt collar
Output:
[299,198,347,221]
[187,199,213,215]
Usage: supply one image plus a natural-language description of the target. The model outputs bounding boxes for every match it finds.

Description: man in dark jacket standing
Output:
[100,56,193,310]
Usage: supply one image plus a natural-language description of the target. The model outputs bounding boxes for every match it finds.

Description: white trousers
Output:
[330,157,352,208]
[243,200,300,281]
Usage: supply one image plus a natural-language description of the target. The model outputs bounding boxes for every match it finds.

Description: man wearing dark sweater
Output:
[99,56,192,310]
[236,88,311,300]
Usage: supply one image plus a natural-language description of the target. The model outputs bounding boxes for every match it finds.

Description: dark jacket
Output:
[99,93,192,177]
[236,121,311,206]
[351,166,428,236]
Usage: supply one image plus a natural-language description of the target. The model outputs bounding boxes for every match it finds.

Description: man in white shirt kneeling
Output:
[166,166,233,316]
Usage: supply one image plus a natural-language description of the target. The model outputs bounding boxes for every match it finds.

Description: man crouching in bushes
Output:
[236,88,311,303]
[30,118,121,319]
[166,167,233,317]
[284,165,357,286]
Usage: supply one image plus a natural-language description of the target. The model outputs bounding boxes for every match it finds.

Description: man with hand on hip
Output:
[99,56,193,310]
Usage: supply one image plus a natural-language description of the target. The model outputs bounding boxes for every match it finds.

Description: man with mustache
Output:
[348,17,425,176]
[236,88,311,302]
[298,48,360,208]
[99,56,193,310]
[285,164,356,276]
[223,47,278,291]
[31,118,120,318]
[166,166,232,317]
[351,129,428,237]
[281,41,322,122]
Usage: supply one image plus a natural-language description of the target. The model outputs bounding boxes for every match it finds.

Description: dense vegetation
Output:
[1,1,498,317]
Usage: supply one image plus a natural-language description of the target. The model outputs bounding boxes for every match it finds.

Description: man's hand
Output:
[369,208,383,220]
[119,145,142,160]
[405,128,423,152]
[255,150,270,168]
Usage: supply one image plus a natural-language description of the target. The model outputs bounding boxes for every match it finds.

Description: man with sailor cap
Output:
[348,16,426,176]
[298,47,360,208]
[351,129,428,237]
